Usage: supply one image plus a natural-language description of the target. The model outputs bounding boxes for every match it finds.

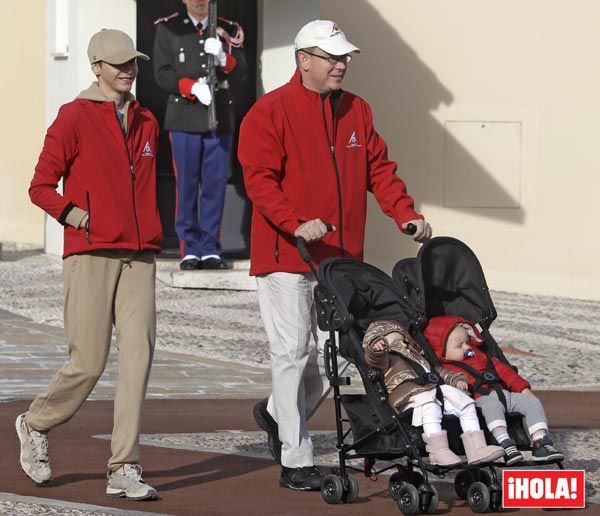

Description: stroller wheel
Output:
[396,482,420,515]
[321,474,344,504]
[454,469,476,499]
[467,481,491,513]
[389,470,425,500]
[344,474,359,503]
[418,483,439,514]
[388,472,405,500]
[476,468,493,487]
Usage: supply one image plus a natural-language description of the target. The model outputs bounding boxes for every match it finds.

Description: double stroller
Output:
[297,235,564,514]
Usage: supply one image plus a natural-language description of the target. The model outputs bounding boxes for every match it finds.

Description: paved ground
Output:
[1,397,597,516]
[0,309,272,402]
[0,252,599,514]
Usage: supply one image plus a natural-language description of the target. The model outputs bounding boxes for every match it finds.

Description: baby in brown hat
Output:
[363,320,503,466]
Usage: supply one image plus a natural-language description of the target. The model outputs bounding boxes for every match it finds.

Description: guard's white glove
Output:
[204,36,227,67]
[191,79,212,106]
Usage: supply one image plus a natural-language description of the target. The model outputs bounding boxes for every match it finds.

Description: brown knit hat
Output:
[363,320,408,349]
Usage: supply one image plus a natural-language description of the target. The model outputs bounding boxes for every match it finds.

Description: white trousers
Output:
[407,386,480,434]
[256,271,347,468]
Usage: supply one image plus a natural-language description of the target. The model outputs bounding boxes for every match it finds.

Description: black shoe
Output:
[180,258,202,270]
[500,438,524,466]
[267,434,282,465]
[279,466,322,491]
[253,399,282,464]
[202,257,229,270]
[531,435,564,462]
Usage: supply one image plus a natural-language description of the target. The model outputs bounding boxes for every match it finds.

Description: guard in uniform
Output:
[153,0,247,269]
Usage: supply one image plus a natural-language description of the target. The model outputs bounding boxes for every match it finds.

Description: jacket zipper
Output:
[86,191,91,243]
[274,232,279,262]
[115,107,142,250]
[321,96,345,256]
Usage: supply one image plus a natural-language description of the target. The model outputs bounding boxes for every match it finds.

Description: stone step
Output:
[156,259,256,290]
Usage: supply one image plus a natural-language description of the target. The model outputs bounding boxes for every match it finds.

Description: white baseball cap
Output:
[294,20,361,56]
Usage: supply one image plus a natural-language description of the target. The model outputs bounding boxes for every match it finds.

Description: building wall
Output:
[0,1,46,245]
[321,0,600,300]
[258,0,320,94]
[4,1,600,300]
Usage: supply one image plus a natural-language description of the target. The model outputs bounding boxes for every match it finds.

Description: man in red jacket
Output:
[238,20,432,490]
[15,29,162,500]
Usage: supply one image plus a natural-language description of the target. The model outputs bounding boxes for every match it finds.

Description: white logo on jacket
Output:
[141,141,154,157]
[346,131,362,148]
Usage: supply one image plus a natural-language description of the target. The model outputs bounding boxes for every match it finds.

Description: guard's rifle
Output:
[206,0,218,131]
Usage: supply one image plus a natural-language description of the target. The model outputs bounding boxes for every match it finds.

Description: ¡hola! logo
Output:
[502,470,585,509]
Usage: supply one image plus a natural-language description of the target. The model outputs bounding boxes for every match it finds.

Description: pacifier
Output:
[463,348,475,359]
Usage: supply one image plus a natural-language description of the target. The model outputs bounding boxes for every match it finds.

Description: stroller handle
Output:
[296,223,334,275]
[404,222,417,235]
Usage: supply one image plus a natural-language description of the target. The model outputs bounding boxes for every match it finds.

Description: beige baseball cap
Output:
[87,29,149,65]
[294,20,360,55]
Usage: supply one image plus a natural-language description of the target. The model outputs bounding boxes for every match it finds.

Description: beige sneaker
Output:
[15,412,51,485]
[106,464,158,500]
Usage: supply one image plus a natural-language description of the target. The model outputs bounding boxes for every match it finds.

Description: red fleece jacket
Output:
[29,84,163,258]
[238,70,423,276]
[424,315,530,398]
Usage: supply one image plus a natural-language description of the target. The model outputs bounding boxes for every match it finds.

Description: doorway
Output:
[136,0,257,255]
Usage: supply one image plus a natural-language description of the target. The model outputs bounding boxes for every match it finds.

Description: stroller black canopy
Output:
[316,257,415,334]
[392,237,497,330]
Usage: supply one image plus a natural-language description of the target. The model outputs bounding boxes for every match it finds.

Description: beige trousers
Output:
[26,250,156,470]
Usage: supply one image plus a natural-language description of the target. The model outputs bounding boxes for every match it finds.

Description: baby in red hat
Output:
[425,315,564,465]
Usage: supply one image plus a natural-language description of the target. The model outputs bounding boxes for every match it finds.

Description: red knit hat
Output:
[424,315,483,358]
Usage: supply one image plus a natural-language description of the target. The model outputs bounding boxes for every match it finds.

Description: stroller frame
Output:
[321,299,504,514]
[297,236,564,514]
[298,238,502,514]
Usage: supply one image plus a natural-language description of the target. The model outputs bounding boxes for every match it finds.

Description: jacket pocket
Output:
[85,192,92,243]
[167,93,193,106]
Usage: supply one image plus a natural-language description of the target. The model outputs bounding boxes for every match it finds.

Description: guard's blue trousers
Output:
[169,131,232,258]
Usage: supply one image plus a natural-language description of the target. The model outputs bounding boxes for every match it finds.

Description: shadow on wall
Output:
[255,0,320,96]
[319,1,524,267]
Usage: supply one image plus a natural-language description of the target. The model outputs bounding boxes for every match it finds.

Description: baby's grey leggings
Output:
[476,389,548,438]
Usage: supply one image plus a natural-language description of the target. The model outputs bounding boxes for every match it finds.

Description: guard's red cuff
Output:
[178,78,196,100]
[218,54,237,74]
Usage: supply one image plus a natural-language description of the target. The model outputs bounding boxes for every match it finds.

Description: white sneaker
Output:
[15,412,51,485]
[106,464,158,500]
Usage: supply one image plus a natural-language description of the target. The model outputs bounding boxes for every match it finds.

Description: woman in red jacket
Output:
[425,315,564,465]
[15,29,161,500]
